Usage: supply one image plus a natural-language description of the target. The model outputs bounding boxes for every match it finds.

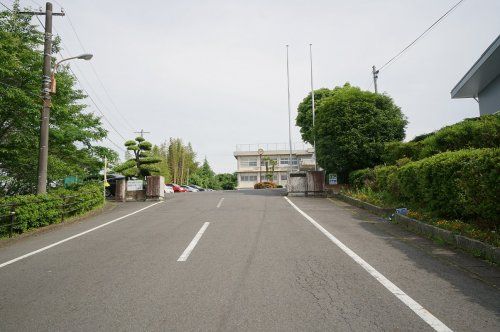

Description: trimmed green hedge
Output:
[382,114,500,164]
[0,182,104,236]
[349,148,499,228]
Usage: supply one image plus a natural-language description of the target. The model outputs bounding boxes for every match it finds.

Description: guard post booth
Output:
[287,158,325,196]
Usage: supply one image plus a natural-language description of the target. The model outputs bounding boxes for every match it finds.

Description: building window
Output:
[240,175,258,182]
[280,157,298,165]
[281,173,288,180]
[240,158,257,167]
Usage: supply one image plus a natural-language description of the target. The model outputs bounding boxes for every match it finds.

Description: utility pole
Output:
[134,129,150,138]
[103,156,108,199]
[286,45,293,175]
[19,3,65,194]
[372,65,379,94]
[309,44,317,171]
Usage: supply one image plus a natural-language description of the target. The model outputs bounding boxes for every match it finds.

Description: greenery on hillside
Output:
[296,84,407,182]
[0,4,117,196]
[382,114,500,164]
[348,148,499,246]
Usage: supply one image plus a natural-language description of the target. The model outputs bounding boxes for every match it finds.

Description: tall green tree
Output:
[0,3,117,195]
[166,138,197,184]
[296,83,407,182]
[215,173,237,190]
[114,137,161,178]
[151,142,171,182]
[296,88,335,143]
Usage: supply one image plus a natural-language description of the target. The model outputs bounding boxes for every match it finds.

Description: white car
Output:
[164,185,174,194]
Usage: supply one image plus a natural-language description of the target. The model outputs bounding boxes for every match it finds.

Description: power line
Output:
[63,12,135,131]
[378,0,466,72]
[52,32,130,143]
[0,2,12,11]
[2,1,126,155]
[68,66,128,142]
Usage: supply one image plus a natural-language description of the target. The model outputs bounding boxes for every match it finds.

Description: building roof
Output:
[451,35,500,99]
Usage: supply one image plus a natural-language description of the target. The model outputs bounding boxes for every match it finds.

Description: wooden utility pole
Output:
[134,129,150,138]
[372,65,379,94]
[18,3,65,194]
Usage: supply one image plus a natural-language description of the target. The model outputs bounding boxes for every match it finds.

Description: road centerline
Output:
[284,197,453,332]
[216,198,224,208]
[0,201,163,269]
[177,222,210,262]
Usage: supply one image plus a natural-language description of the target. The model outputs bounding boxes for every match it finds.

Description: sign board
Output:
[328,174,338,185]
[127,180,144,191]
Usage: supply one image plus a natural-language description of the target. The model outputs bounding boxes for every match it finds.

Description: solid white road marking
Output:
[216,198,224,208]
[284,197,453,332]
[0,202,163,269]
[177,222,210,262]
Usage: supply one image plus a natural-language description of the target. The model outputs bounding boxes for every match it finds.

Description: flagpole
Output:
[286,45,293,175]
[309,43,317,171]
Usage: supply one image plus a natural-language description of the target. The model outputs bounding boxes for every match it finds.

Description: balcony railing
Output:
[235,142,313,152]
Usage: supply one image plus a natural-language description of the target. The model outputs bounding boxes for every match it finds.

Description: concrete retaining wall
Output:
[330,193,499,264]
[332,193,394,217]
[395,213,500,264]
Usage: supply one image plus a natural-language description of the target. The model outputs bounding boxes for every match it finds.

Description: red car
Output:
[167,183,187,192]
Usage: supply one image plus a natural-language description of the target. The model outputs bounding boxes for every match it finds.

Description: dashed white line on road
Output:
[0,202,164,269]
[177,222,210,262]
[216,198,224,208]
[284,197,453,332]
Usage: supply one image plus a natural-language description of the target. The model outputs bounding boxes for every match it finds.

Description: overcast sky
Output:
[9,0,500,173]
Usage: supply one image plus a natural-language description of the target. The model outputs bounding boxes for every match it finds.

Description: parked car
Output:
[188,184,205,191]
[167,183,187,192]
[164,185,174,194]
[182,185,198,192]
[105,174,125,197]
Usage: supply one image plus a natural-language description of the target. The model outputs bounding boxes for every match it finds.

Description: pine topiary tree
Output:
[114,137,161,178]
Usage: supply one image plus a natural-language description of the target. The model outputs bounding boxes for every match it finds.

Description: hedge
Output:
[382,114,500,164]
[349,148,499,228]
[0,182,104,236]
[254,182,278,189]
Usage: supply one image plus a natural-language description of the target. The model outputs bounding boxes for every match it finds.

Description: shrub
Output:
[349,168,374,188]
[382,114,500,164]
[395,148,499,226]
[0,182,104,236]
[350,148,499,228]
[254,182,277,189]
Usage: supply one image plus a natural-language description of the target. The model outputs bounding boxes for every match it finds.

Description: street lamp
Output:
[50,54,93,93]
[37,53,93,194]
[258,148,264,183]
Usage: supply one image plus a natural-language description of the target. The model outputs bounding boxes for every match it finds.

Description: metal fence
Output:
[235,142,313,152]
[0,194,103,238]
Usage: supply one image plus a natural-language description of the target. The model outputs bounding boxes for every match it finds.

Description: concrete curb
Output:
[394,214,499,264]
[328,194,499,264]
[331,193,394,217]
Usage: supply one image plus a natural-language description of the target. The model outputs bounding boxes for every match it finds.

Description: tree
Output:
[215,173,237,190]
[0,3,117,195]
[151,142,171,182]
[189,158,222,189]
[114,137,161,178]
[297,83,407,182]
[296,88,336,144]
[262,156,277,182]
[166,138,197,184]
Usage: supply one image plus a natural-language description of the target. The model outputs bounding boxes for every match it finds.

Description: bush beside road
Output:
[0,182,104,237]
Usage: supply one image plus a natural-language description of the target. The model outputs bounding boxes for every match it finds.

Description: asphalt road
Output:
[0,190,499,331]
